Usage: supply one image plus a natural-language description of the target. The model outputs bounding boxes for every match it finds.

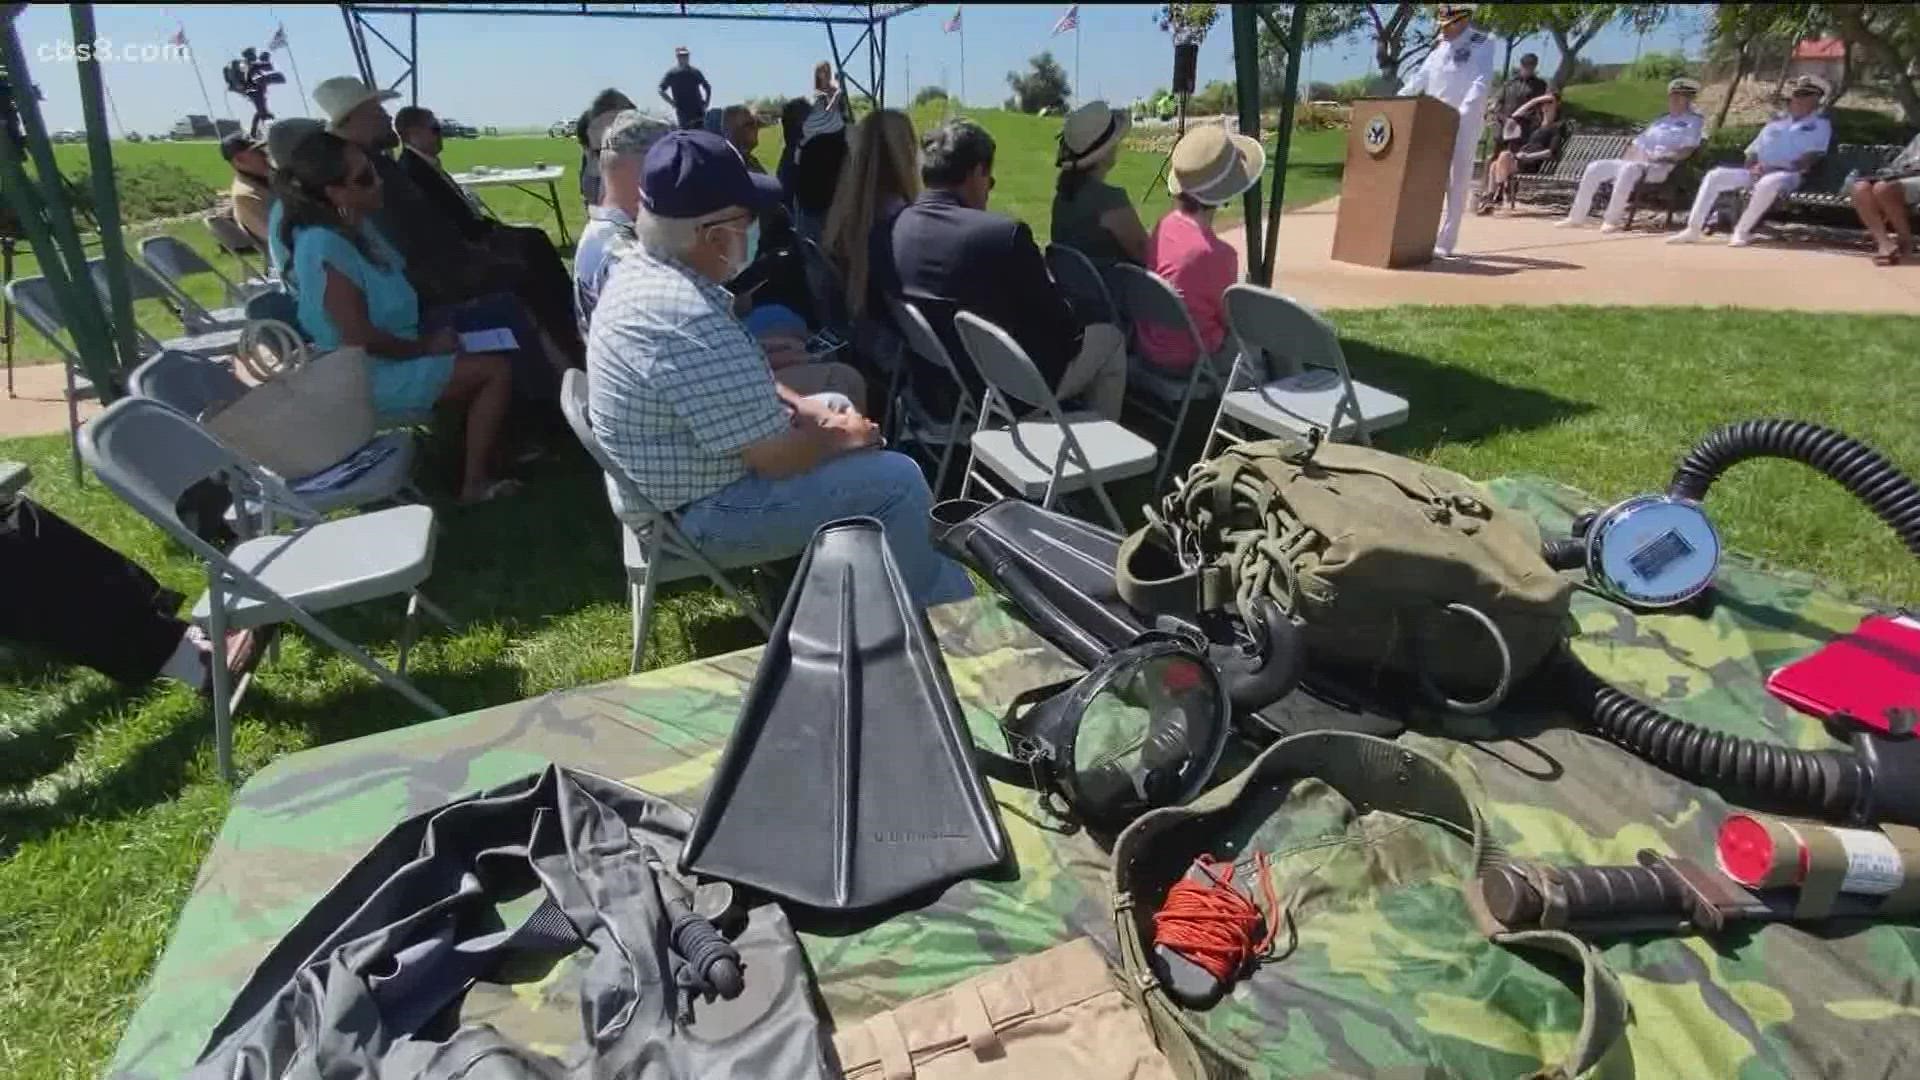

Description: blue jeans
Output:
[676,450,973,609]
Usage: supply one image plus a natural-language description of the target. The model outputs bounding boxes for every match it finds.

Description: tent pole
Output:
[1258,2,1307,287]
[1230,3,1263,282]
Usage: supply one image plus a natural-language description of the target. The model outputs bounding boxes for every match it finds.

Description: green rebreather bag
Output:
[1117,436,1573,707]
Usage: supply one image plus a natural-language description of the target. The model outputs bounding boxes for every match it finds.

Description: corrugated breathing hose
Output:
[1545,420,1920,824]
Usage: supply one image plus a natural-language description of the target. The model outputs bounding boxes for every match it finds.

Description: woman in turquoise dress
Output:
[274,132,517,503]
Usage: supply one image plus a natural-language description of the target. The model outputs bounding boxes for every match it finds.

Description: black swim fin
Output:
[931,499,1147,667]
[679,517,1008,911]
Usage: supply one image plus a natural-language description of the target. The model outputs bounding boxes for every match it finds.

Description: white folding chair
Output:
[559,370,780,672]
[952,310,1157,532]
[128,349,420,528]
[139,235,275,331]
[1103,263,1231,489]
[5,274,100,480]
[85,256,244,359]
[80,396,450,781]
[204,211,272,285]
[1044,242,1119,326]
[888,298,979,493]
[1203,285,1409,461]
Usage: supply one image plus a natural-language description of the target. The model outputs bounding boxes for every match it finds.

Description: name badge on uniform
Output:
[1796,122,1816,131]
[1453,46,1471,62]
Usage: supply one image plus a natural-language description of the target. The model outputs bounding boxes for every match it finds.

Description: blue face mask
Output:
[745,219,761,263]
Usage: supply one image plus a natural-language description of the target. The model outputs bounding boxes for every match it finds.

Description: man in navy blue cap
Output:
[586,130,971,609]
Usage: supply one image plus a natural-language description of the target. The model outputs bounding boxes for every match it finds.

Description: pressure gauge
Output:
[1584,495,1721,609]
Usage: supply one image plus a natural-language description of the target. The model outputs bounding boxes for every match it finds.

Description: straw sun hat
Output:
[1166,124,1266,206]
[1056,100,1130,170]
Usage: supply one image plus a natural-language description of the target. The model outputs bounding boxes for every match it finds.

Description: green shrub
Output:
[913,85,950,106]
[70,160,216,223]
[1624,51,1692,83]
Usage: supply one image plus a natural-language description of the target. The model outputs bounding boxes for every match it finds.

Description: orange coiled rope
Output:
[1151,854,1282,981]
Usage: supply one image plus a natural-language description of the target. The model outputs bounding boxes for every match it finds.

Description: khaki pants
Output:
[776,361,867,414]
[1053,322,1128,421]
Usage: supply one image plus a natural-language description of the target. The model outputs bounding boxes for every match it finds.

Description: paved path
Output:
[1222,197,1920,313]
[0,363,95,441]
[3,202,1914,441]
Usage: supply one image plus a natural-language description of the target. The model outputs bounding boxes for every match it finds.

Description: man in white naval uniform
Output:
[1558,77,1705,232]
[1668,75,1832,247]
[1399,3,1496,259]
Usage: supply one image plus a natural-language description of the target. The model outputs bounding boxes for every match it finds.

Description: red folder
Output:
[1766,614,1920,734]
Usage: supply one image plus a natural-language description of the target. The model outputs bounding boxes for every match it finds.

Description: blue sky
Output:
[16,3,1711,136]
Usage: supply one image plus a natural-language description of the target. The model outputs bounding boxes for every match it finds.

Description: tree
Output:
[1480,4,1670,89]
[1006,52,1071,114]
[1190,79,1238,116]
[1253,5,1374,103]
[1156,4,1222,46]
[1706,4,1817,130]
[1830,3,1920,126]
[913,85,949,106]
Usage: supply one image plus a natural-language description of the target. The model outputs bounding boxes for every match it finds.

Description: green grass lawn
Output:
[9,108,1345,368]
[1560,77,1672,130]
[3,303,1918,1076]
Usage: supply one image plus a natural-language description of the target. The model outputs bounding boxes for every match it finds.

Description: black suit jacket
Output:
[888,189,1082,413]
[398,148,492,242]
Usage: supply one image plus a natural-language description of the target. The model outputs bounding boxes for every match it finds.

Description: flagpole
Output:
[182,33,218,123]
[959,13,966,109]
[1075,23,1081,103]
[271,9,311,116]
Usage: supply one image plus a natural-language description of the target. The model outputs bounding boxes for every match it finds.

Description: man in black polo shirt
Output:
[658,46,711,129]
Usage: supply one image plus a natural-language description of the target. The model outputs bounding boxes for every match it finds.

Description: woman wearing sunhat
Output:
[1050,100,1149,266]
[1135,124,1265,374]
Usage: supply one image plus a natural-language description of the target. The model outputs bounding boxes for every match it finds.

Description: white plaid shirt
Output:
[586,245,787,513]
[573,205,634,337]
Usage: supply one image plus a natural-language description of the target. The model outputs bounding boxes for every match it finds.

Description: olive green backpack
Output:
[1117,436,1572,709]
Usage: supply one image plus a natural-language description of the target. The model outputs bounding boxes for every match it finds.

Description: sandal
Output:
[1873,250,1903,267]
[459,478,524,505]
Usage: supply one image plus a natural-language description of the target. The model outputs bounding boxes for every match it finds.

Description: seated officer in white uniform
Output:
[1398,3,1495,259]
[1558,77,1704,232]
[1668,75,1833,248]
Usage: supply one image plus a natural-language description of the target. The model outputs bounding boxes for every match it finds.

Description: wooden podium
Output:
[1332,96,1460,268]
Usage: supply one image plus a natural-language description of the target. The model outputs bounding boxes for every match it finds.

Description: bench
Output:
[1716,143,1903,235]
[1510,133,1692,227]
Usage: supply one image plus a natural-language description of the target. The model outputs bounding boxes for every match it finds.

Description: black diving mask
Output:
[983,629,1232,830]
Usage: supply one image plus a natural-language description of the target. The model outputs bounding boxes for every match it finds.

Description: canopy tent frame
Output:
[337,3,925,112]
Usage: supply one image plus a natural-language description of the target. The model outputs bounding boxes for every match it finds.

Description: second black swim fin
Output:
[680,517,1008,911]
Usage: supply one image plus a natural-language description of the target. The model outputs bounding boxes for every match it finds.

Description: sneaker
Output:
[1665,230,1701,245]
[1728,233,1754,248]
[1598,221,1623,235]
[1554,218,1583,229]
[1432,247,1457,260]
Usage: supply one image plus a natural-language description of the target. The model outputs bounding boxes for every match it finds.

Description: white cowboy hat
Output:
[312,75,400,131]
[1057,100,1130,170]
[1167,124,1266,206]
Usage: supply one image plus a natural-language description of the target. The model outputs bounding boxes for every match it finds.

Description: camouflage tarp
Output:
[110,477,1918,1079]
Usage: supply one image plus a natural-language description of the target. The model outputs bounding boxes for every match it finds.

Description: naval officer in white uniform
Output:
[1558,77,1705,232]
[1668,75,1833,247]
[1399,3,1496,259]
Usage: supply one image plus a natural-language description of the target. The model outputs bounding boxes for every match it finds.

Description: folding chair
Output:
[85,257,244,359]
[798,236,852,337]
[128,349,420,525]
[888,297,979,493]
[1103,264,1230,489]
[80,396,449,781]
[559,370,780,672]
[6,274,102,480]
[1202,285,1409,461]
[1044,243,1119,325]
[952,310,1156,532]
[203,211,271,284]
[139,235,276,330]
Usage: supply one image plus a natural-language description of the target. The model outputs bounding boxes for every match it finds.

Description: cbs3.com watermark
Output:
[37,38,192,64]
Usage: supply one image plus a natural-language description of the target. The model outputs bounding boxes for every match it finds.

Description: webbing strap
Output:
[1111,732,1628,1080]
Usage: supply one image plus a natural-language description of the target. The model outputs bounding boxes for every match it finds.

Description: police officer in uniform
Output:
[1399,3,1495,259]
[1669,75,1832,247]
[1558,77,1704,232]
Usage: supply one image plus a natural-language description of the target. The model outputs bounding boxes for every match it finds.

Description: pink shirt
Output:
[1136,208,1237,373]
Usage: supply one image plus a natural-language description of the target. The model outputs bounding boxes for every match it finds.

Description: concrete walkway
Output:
[0,362,94,441]
[2,201,1914,441]
[1222,198,1920,313]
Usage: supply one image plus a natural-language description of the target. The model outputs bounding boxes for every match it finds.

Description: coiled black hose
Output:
[1541,420,1920,820]
[1669,419,1920,558]
[1557,651,1867,821]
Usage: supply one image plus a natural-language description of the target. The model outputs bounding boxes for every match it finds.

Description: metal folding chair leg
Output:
[206,575,236,781]
[629,571,663,674]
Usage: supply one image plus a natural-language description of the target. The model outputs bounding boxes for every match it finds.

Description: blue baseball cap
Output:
[640,129,783,219]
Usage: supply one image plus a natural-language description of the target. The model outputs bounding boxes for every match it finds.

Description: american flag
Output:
[1051,4,1079,36]
[944,6,961,33]
[268,24,288,51]
[169,24,188,47]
